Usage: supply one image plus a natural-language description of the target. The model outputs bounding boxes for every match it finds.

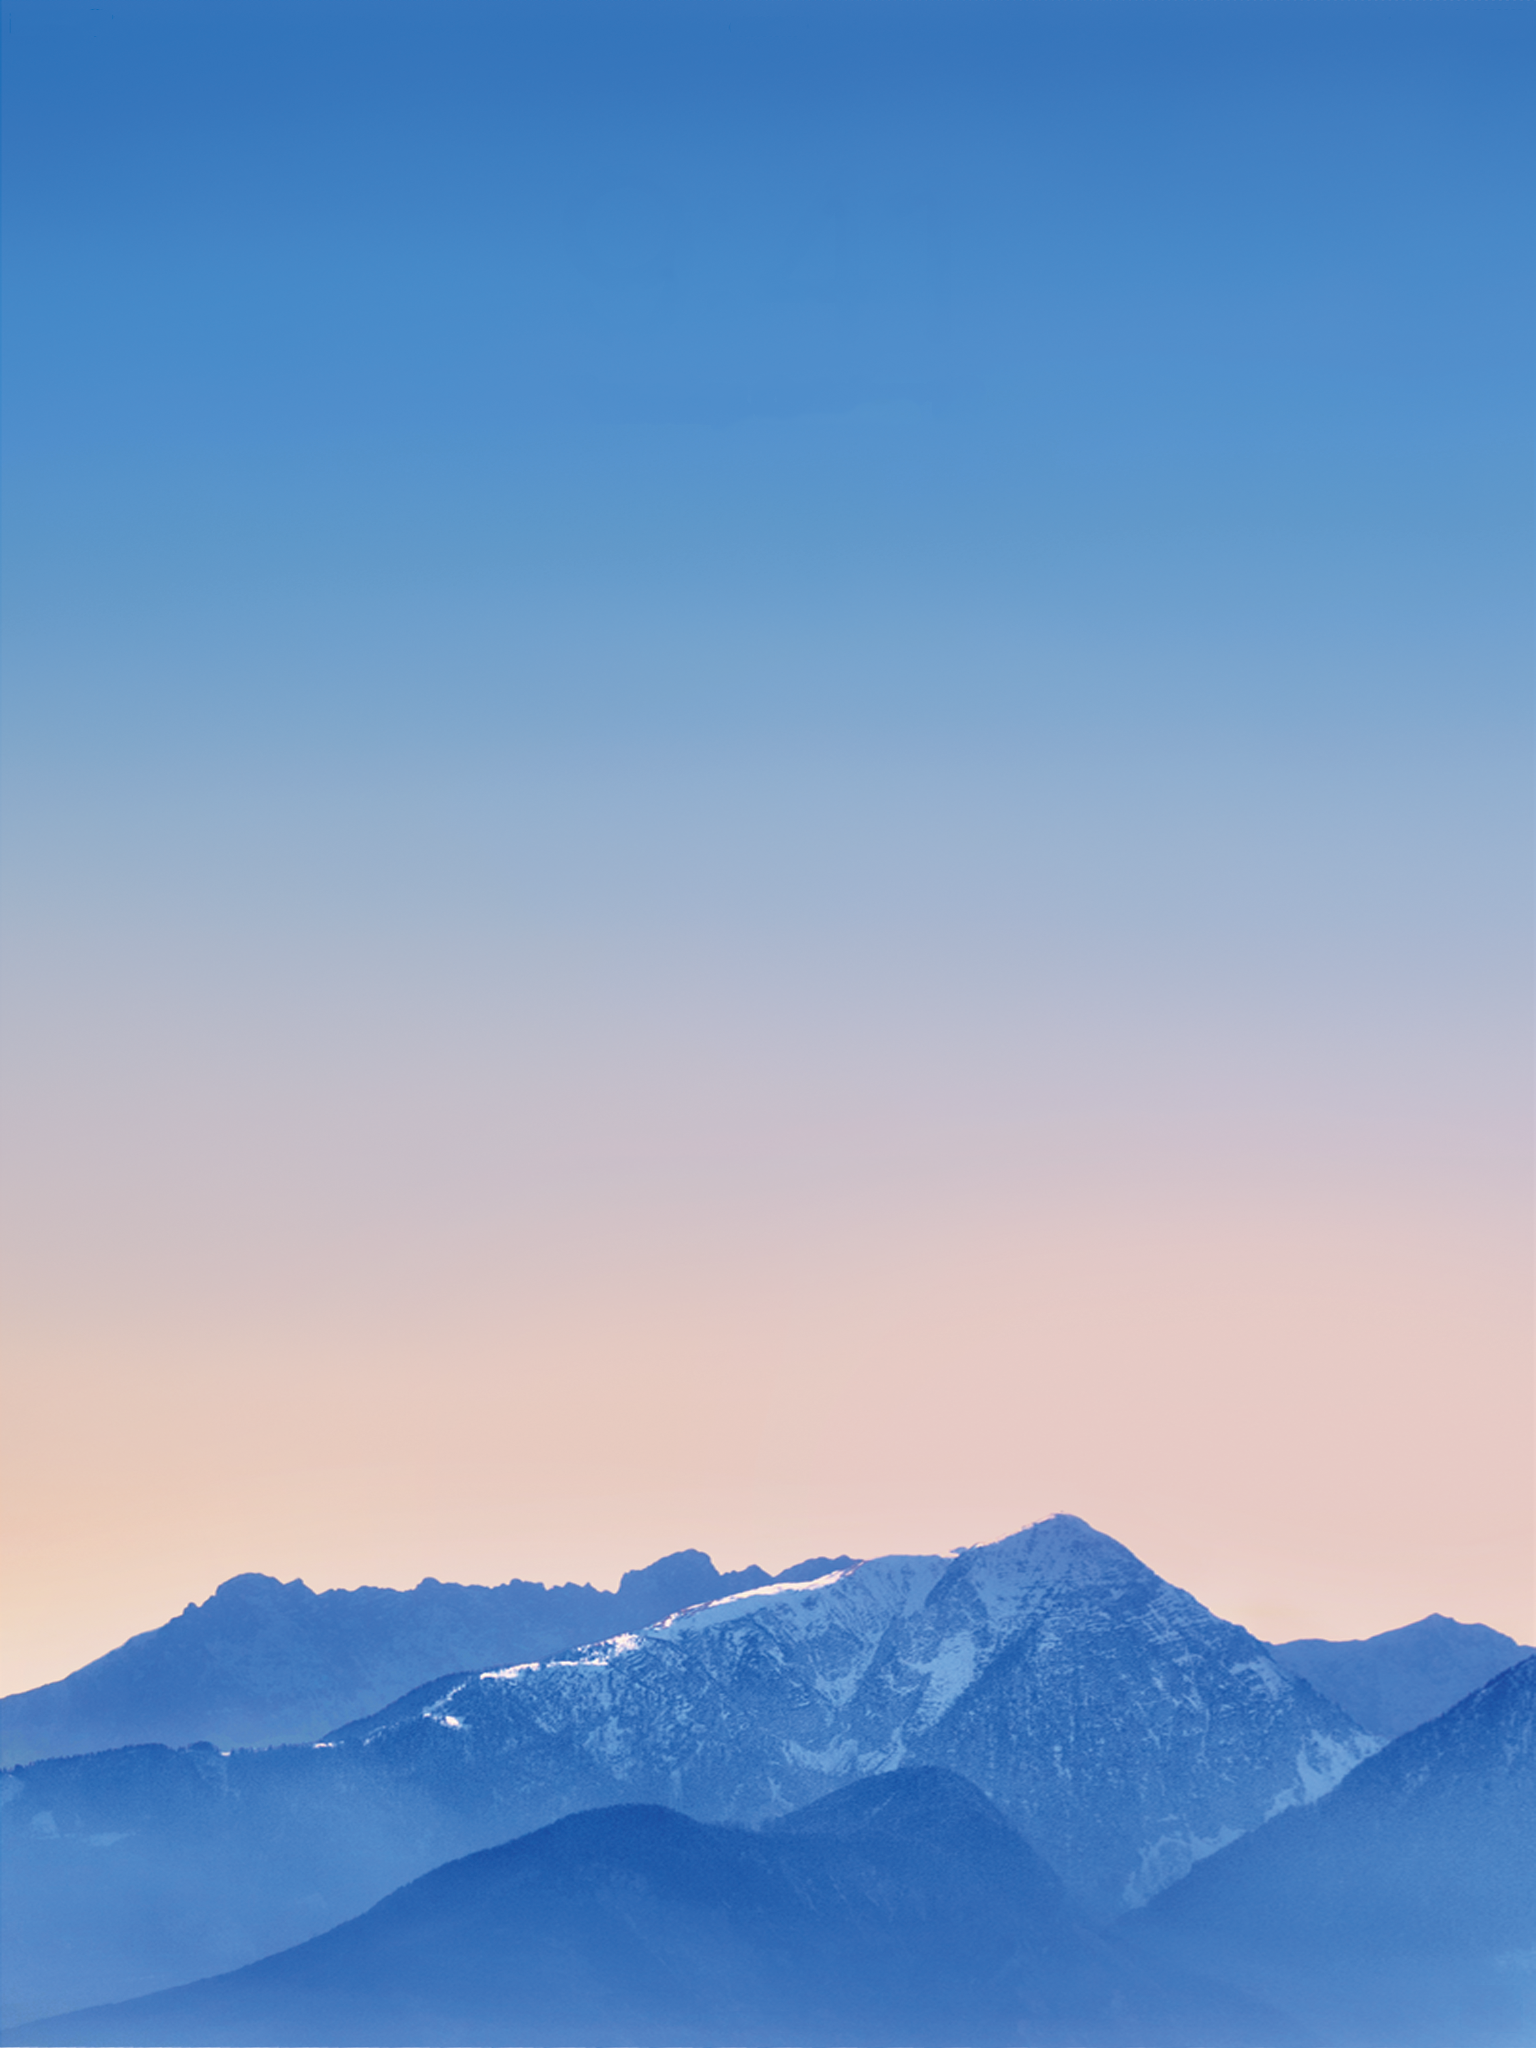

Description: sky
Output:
[1,0,1532,1695]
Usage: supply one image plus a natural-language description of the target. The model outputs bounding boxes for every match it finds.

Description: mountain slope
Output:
[0,1770,1289,2048]
[1268,1613,1534,1739]
[0,1550,852,1765]
[1121,1656,1536,2047]
[350,1515,1374,1918]
[0,1516,1375,2026]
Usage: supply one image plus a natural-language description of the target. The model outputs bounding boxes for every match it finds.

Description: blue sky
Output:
[6,0,1529,756]
[1,0,1532,1682]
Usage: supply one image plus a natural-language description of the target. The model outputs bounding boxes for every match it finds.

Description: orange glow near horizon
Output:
[4,1137,1529,1692]
[3,737,1531,1692]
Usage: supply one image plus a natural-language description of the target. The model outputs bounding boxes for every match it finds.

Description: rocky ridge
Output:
[0,1549,854,1766]
[0,1515,1376,2026]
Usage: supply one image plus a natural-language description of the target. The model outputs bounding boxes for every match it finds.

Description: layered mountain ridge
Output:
[1123,1654,1536,2046]
[385,1514,1373,1919]
[11,1661,1531,2048]
[1,1515,1376,2027]
[0,1769,1283,2047]
[0,1549,854,1766]
[9,1534,1517,1774]
[1269,1613,1533,1740]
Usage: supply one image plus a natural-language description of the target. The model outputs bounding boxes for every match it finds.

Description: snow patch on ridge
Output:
[1231,1658,1288,1702]
[481,1633,648,1684]
[906,1633,981,1728]
[655,1571,856,1633]
[316,1512,1386,1924]
[1296,1728,1381,1801]
[1124,1824,1246,1908]
[642,1553,950,1661]
[783,1734,863,1777]
[1261,1728,1380,1819]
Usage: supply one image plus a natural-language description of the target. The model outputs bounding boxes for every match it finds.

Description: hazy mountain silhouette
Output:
[0,1550,853,1765]
[0,1769,1286,2047]
[1121,1656,1536,2046]
[0,1516,1374,2026]
[1268,1613,1533,1739]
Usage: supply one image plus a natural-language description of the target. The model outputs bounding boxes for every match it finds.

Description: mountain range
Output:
[1,1516,1378,2025]
[0,1768,1281,2047]
[7,1659,1531,2048]
[3,1514,1529,2045]
[1121,1653,1536,2046]
[0,1550,853,1765]
[6,1541,1523,1774]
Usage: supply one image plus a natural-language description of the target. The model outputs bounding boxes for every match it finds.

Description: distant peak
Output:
[613,1549,746,1615]
[211,1573,311,1601]
[1275,1613,1528,1656]
[1034,1512,1115,1539]
[973,1514,1143,1570]
[617,1549,713,1583]
[773,1554,860,1584]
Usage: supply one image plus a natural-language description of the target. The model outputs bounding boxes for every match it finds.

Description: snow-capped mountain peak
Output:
[0,1513,1382,2025]
[340,1514,1377,1920]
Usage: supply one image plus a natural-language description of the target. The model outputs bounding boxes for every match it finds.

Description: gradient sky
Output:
[2,0,1532,1694]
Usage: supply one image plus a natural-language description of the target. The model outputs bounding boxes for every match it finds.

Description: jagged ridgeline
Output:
[2,1517,1381,2026]
[0,1548,855,1764]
